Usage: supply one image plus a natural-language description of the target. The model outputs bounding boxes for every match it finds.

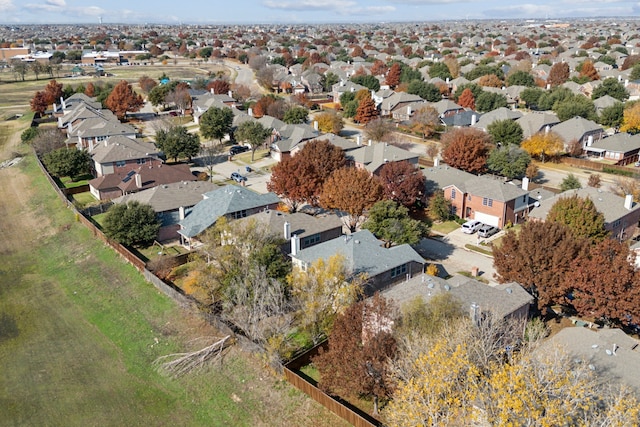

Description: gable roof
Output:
[90,135,159,163]
[587,132,640,154]
[293,229,424,278]
[472,107,523,130]
[89,163,196,195]
[516,112,560,139]
[238,210,343,242]
[551,116,603,142]
[112,180,219,213]
[462,176,529,202]
[68,116,136,139]
[178,185,280,238]
[422,164,476,192]
[348,142,418,173]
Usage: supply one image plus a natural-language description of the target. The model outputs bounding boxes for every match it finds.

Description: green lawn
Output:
[71,191,98,208]
[233,148,270,164]
[430,220,460,235]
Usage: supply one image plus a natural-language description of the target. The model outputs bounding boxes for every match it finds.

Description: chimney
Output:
[60,96,66,109]
[248,107,253,117]
[210,87,215,94]
[471,114,477,126]
[53,103,57,113]
[625,79,629,87]
[446,77,450,84]
[545,125,550,134]
[407,105,412,116]
[625,194,633,210]
[434,157,440,167]
[179,206,185,220]
[313,120,318,131]
[291,234,300,255]
[284,221,291,240]
[135,173,142,188]
[618,75,622,82]
[546,83,551,90]
[587,135,593,146]
[522,176,529,191]
[368,139,372,146]
[356,134,362,145]
[228,90,233,98]
[470,302,480,326]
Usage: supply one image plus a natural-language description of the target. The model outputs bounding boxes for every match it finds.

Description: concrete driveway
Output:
[191,152,275,194]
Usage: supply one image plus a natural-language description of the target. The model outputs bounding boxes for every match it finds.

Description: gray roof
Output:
[237,210,343,241]
[69,116,136,139]
[112,180,219,213]
[293,229,424,278]
[90,135,158,163]
[516,112,560,139]
[472,107,523,130]
[383,274,533,320]
[463,176,529,202]
[528,187,640,225]
[593,94,622,111]
[551,116,603,143]
[423,164,476,193]
[314,133,359,151]
[587,132,640,154]
[348,142,418,173]
[178,185,280,238]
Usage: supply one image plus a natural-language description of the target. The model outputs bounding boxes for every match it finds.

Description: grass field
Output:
[0,107,347,426]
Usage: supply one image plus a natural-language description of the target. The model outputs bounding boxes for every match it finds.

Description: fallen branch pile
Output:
[154,335,233,377]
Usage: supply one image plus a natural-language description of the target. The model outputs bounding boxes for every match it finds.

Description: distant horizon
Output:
[1,0,639,27]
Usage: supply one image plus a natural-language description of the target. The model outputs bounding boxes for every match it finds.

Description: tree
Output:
[42,147,91,180]
[599,102,624,128]
[11,59,28,81]
[363,118,393,143]
[592,78,629,101]
[457,88,475,110]
[138,75,157,94]
[206,79,230,95]
[377,160,425,208]
[103,201,161,247]
[199,106,234,143]
[565,238,640,326]
[267,156,308,212]
[30,128,65,156]
[587,173,602,188]
[351,74,380,92]
[579,60,600,81]
[620,102,640,134]
[235,120,271,161]
[315,111,344,134]
[454,83,483,102]
[282,106,308,124]
[362,200,427,247]
[30,90,49,114]
[165,83,192,115]
[554,94,596,121]
[521,131,564,162]
[486,145,531,179]
[20,127,39,144]
[406,80,441,102]
[547,62,570,87]
[441,127,492,174]
[520,87,544,109]
[105,80,144,120]
[354,94,378,124]
[84,82,95,97]
[559,173,582,191]
[475,91,508,113]
[410,105,440,139]
[428,191,452,222]
[43,79,63,105]
[288,254,364,344]
[155,125,201,162]
[525,163,539,181]
[313,294,397,416]
[492,221,585,311]
[478,74,503,88]
[386,62,401,89]
[547,194,607,242]
[148,83,172,108]
[506,70,535,87]
[429,62,453,80]
[320,71,340,92]
[487,119,523,146]
[320,167,384,232]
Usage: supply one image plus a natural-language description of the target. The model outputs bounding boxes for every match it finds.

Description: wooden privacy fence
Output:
[284,343,382,427]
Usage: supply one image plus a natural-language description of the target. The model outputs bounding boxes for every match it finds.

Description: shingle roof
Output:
[178,185,280,238]
[347,142,418,173]
[422,164,476,192]
[516,112,560,139]
[588,132,640,154]
[472,107,523,130]
[551,116,603,143]
[237,210,343,241]
[69,116,136,138]
[111,180,219,213]
[90,135,158,163]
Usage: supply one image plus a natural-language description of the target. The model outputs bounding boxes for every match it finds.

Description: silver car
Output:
[477,224,499,238]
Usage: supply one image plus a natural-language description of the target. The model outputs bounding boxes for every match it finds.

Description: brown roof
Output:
[89,163,196,195]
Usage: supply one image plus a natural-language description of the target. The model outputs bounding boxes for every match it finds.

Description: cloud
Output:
[483,3,632,18]
[482,3,554,18]
[45,0,65,6]
[386,0,474,4]
[263,0,356,11]
[0,0,16,11]
[340,5,396,15]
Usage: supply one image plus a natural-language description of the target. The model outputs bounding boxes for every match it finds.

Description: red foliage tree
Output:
[43,79,63,105]
[441,127,491,174]
[385,62,401,89]
[371,60,388,76]
[547,62,570,87]
[252,95,277,118]
[206,79,230,95]
[457,88,476,110]
[579,60,600,81]
[564,238,640,326]
[377,161,425,208]
[138,75,157,94]
[30,90,49,114]
[105,80,144,120]
[354,95,378,124]
[84,82,95,97]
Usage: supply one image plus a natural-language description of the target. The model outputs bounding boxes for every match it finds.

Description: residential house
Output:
[583,132,640,162]
[90,135,161,177]
[528,187,640,240]
[237,210,344,255]
[270,123,319,161]
[54,93,102,116]
[291,229,425,295]
[593,95,622,116]
[441,110,481,128]
[516,112,560,139]
[58,103,118,132]
[384,274,533,321]
[191,91,238,124]
[551,116,604,150]
[471,107,523,132]
[331,81,368,105]
[379,92,425,117]
[431,99,465,118]
[177,185,281,248]
[348,142,419,174]
[89,163,195,201]
[66,117,137,151]
[112,180,219,242]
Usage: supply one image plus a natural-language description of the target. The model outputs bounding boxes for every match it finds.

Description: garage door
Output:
[474,212,500,227]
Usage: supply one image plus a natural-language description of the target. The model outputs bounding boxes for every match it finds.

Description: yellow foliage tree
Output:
[521,131,564,162]
[315,111,344,134]
[288,254,364,344]
[620,102,640,134]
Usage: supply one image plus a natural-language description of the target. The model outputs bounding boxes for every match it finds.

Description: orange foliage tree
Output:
[457,88,475,110]
[105,80,144,120]
[441,127,491,174]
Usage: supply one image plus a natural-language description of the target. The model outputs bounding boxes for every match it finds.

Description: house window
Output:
[451,188,456,199]
[232,210,247,219]
[96,136,107,142]
[115,160,126,167]
[483,197,493,207]
[468,194,472,201]
[613,219,621,228]
[136,158,146,165]
[303,233,321,247]
[391,263,407,278]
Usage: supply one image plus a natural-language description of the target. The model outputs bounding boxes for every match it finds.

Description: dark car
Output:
[231,172,247,182]
[229,145,249,155]
[477,224,499,238]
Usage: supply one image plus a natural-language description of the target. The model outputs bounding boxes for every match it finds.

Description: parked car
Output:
[461,220,483,234]
[231,172,247,182]
[477,224,499,238]
[229,145,249,155]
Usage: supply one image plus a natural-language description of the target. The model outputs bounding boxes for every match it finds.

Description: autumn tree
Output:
[103,201,161,247]
[363,118,393,142]
[547,194,608,242]
[547,62,570,87]
[386,62,401,89]
[354,93,378,124]
[268,139,346,209]
[314,294,397,415]
[492,221,585,311]
[84,82,95,97]
[43,79,63,105]
[206,79,230,95]
[441,127,492,174]
[486,145,531,179]
[620,102,640,134]
[457,88,476,110]
[138,75,157,94]
[235,120,271,161]
[579,60,600,81]
[199,106,234,143]
[30,90,49,114]
[588,173,602,188]
[410,105,440,139]
[320,167,384,231]
[478,74,503,88]
[315,111,344,134]
[487,119,523,146]
[362,200,428,247]
[521,130,564,162]
[377,160,425,208]
[105,80,144,120]
[564,238,640,326]
[155,125,201,162]
[288,254,364,344]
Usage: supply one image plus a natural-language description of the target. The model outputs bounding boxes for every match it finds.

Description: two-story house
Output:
[90,135,161,177]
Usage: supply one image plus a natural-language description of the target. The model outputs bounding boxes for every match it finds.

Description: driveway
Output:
[191,152,275,194]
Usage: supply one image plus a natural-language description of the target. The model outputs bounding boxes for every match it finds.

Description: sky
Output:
[1,0,639,25]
